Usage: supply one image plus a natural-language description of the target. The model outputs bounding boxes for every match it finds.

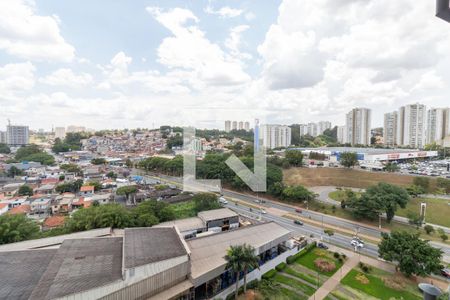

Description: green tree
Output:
[15,144,55,165]
[116,185,138,204]
[347,182,409,223]
[85,181,102,191]
[91,158,107,165]
[66,204,132,231]
[424,224,434,235]
[436,177,450,194]
[0,214,40,244]
[339,152,358,168]
[125,158,133,168]
[7,166,24,178]
[55,179,84,193]
[384,162,399,172]
[225,244,259,299]
[106,171,117,179]
[60,163,82,175]
[413,177,430,193]
[407,211,423,228]
[285,150,303,167]
[281,185,314,202]
[378,231,442,277]
[192,192,221,212]
[0,143,11,154]
[406,185,425,197]
[18,185,34,196]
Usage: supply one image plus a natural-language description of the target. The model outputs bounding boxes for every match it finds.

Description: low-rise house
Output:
[8,197,28,208]
[42,215,66,230]
[71,197,92,209]
[0,183,24,197]
[40,178,59,185]
[85,193,112,205]
[79,185,95,196]
[7,204,31,215]
[30,197,51,215]
[52,193,75,214]
[0,203,8,215]
[34,183,56,195]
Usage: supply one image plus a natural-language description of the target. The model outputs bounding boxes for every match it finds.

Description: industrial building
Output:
[0,210,299,300]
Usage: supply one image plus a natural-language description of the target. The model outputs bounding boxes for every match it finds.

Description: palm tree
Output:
[225,244,259,299]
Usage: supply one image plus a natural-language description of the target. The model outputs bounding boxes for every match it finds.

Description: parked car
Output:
[350,239,364,248]
[441,268,450,278]
[294,220,304,225]
[295,208,302,213]
[317,243,328,250]
[260,209,267,214]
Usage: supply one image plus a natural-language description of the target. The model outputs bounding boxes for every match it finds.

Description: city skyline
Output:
[1,0,450,130]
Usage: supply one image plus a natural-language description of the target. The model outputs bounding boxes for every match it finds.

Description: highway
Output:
[132,169,450,262]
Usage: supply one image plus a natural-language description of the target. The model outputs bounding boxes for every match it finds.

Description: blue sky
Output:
[1,0,450,130]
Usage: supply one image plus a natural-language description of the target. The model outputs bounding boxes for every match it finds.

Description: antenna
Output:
[7,119,11,126]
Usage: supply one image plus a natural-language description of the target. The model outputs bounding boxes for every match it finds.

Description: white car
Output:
[219,197,228,204]
[351,239,364,248]
[260,209,267,214]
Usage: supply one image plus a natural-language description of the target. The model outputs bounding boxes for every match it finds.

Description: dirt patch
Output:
[381,275,409,290]
[314,258,336,272]
[355,272,370,284]
[283,167,437,189]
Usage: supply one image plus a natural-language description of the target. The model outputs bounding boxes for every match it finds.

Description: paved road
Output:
[131,169,450,262]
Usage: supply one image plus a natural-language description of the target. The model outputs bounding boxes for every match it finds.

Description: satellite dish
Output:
[436,0,450,22]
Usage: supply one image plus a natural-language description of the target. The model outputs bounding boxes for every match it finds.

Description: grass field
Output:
[397,197,450,227]
[339,268,422,300]
[170,201,197,219]
[296,248,344,276]
[329,189,450,228]
[284,167,438,190]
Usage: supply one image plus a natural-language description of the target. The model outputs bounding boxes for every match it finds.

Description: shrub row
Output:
[275,262,287,271]
[286,241,317,264]
[261,269,277,280]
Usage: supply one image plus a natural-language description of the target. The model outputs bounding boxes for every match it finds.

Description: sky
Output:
[0,0,450,131]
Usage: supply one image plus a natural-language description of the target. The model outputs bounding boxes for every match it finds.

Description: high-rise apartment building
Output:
[6,125,29,146]
[337,126,347,144]
[299,124,308,136]
[224,120,231,132]
[0,131,6,144]
[307,123,317,137]
[396,103,426,148]
[67,125,86,133]
[426,108,450,144]
[54,127,66,139]
[238,121,244,130]
[383,111,398,147]
[261,124,291,149]
[231,121,237,131]
[244,121,250,131]
[345,108,371,146]
[317,121,332,135]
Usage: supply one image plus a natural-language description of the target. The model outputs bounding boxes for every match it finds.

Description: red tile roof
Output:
[43,216,66,228]
[0,203,8,210]
[41,178,59,184]
[80,186,95,192]
[8,204,31,215]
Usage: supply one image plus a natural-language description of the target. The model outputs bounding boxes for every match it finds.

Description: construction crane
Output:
[436,0,450,22]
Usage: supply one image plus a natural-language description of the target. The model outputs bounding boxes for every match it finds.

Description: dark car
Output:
[442,268,450,278]
[295,208,302,213]
[317,243,328,250]
[294,220,304,225]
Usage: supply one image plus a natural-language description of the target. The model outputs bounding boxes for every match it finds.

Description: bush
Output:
[441,234,448,242]
[262,269,277,280]
[341,253,347,260]
[333,252,340,259]
[275,262,287,271]
[286,255,295,264]
[246,280,259,290]
[424,225,435,235]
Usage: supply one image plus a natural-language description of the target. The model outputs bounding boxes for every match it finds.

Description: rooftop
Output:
[197,208,238,222]
[187,222,290,284]
[124,227,187,268]
[0,249,57,300]
[156,217,205,233]
[29,237,123,300]
[80,185,95,192]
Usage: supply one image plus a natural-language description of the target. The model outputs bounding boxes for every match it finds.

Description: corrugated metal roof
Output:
[197,208,238,222]
[124,227,187,268]
[187,222,290,285]
[155,217,204,232]
[29,237,123,300]
[0,249,56,300]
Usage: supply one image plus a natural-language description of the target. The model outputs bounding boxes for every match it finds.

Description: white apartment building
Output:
[345,108,371,146]
[261,124,291,149]
[0,131,6,144]
[238,121,244,130]
[337,126,347,144]
[383,111,398,147]
[307,123,318,137]
[317,121,332,135]
[299,124,308,136]
[6,125,29,146]
[54,127,66,139]
[396,103,426,148]
[66,125,86,133]
[244,121,250,131]
[224,120,231,132]
[232,121,237,131]
[426,108,450,144]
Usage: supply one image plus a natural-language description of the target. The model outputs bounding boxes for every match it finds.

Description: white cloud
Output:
[204,5,243,18]
[0,0,75,62]
[147,7,250,87]
[0,62,35,100]
[225,25,252,60]
[411,70,445,92]
[39,68,93,87]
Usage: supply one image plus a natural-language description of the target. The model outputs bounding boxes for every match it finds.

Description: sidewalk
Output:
[309,255,359,300]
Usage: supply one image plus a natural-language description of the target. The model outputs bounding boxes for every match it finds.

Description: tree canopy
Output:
[285,150,303,167]
[281,185,314,202]
[0,214,40,245]
[192,193,221,212]
[15,144,55,165]
[0,143,11,154]
[347,182,409,223]
[339,152,358,168]
[18,185,34,196]
[378,231,442,277]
